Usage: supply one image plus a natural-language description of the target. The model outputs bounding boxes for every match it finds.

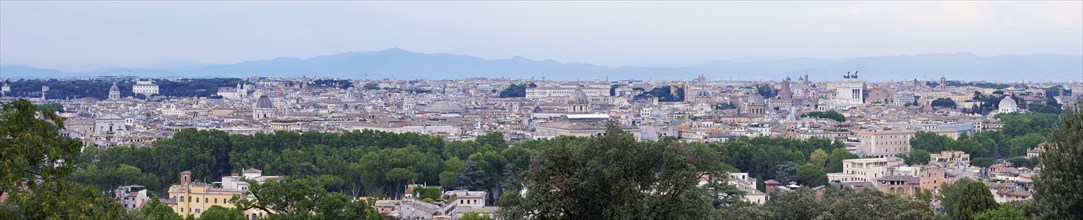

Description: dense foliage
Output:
[802,110,845,122]
[72,129,540,201]
[756,84,778,99]
[634,85,684,102]
[0,99,127,219]
[5,78,243,99]
[232,177,384,219]
[498,83,535,98]
[1033,103,1083,219]
[309,79,353,89]
[716,188,937,220]
[498,124,721,219]
[906,112,1060,165]
[931,98,957,108]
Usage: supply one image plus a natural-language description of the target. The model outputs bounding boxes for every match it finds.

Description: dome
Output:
[109,82,120,92]
[255,95,275,109]
[746,93,765,104]
[425,101,465,113]
[998,97,1018,113]
[569,87,589,104]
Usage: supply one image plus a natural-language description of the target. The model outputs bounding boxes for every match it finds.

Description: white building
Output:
[115,185,150,210]
[132,80,159,96]
[526,86,608,99]
[833,73,865,109]
[220,168,281,191]
[94,113,127,134]
[827,157,905,183]
[998,97,1019,114]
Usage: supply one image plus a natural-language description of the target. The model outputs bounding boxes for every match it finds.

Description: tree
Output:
[701,181,746,208]
[796,164,828,187]
[363,83,380,90]
[949,138,986,158]
[1,99,81,192]
[802,110,845,122]
[939,178,977,218]
[1,180,127,219]
[910,131,952,153]
[232,177,383,220]
[899,149,931,165]
[764,188,824,220]
[386,168,419,198]
[1034,103,1083,219]
[459,211,494,220]
[476,132,508,149]
[716,202,773,220]
[0,99,127,219]
[774,162,800,184]
[974,203,1024,220]
[499,84,529,98]
[457,161,487,191]
[826,148,857,173]
[1009,133,1045,157]
[809,149,829,168]
[931,98,957,108]
[198,206,244,220]
[1029,104,1062,114]
[756,85,778,99]
[439,171,458,190]
[971,158,996,168]
[817,189,935,220]
[141,196,183,220]
[498,123,717,219]
[954,181,998,220]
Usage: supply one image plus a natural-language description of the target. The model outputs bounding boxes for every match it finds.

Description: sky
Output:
[1,1,1081,72]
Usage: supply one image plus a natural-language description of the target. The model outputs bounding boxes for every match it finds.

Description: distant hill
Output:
[1,49,1080,82]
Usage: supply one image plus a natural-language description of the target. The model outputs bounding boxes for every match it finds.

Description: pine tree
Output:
[954,181,998,220]
[1034,103,1083,219]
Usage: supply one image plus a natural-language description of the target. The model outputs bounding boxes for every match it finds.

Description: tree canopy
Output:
[498,123,719,219]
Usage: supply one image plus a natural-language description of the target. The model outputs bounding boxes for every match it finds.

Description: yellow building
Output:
[166,170,276,219]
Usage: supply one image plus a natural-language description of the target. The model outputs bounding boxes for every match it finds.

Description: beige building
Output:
[876,175,921,197]
[827,157,905,183]
[857,129,915,157]
[930,151,970,167]
[166,170,278,219]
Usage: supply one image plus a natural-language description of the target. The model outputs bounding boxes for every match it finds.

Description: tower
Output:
[939,76,947,92]
[108,82,121,100]
[180,170,192,187]
[780,78,793,100]
[41,85,49,100]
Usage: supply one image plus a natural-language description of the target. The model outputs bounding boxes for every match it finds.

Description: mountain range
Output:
[1,48,1080,82]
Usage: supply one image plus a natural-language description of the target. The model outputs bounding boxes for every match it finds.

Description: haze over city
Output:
[1,1,1081,81]
[1,1,1082,220]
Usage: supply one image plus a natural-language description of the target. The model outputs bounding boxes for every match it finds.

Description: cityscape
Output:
[1,1,1081,220]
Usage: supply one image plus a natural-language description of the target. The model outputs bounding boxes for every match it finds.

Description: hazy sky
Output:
[2,1,1081,72]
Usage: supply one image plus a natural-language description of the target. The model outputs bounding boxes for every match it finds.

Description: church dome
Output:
[255,95,275,109]
[569,87,589,105]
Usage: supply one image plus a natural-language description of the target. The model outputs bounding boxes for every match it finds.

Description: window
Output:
[215,198,218,203]
[196,197,199,203]
[196,209,201,214]
[180,196,185,202]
